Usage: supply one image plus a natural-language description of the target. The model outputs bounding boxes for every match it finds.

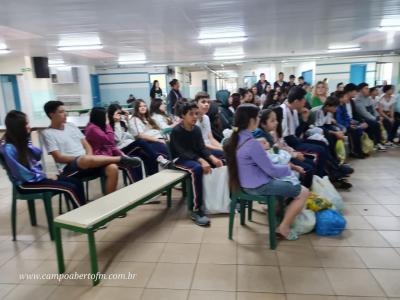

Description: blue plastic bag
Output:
[315,209,346,236]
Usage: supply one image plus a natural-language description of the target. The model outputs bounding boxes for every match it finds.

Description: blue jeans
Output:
[243,179,301,198]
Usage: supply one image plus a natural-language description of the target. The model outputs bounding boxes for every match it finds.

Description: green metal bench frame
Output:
[228,190,281,250]
[54,173,192,286]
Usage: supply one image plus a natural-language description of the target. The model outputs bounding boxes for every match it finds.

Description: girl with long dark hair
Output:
[85,107,142,183]
[0,110,85,208]
[150,80,163,99]
[107,104,170,175]
[223,104,309,240]
[262,89,281,110]
[129,100,169,159]
[150,98,179,130]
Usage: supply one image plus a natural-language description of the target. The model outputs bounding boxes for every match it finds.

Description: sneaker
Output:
[349,152,366,159]
[384,142,394,148]
[191,211,210,226]
[393,137,399,143]
[157,155,172,168]
[120,156,142,168]
[333,179,353,190]
[376,143,387,152]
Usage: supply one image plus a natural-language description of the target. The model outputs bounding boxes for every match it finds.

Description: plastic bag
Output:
[315,209,346,236]
[361,132,374,154]
[311,175,344,213]
[291,209,316,235]
[306,192,332,212]
[203,166,231,214]
[335,140,346,165]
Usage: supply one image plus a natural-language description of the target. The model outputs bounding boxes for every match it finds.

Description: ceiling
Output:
[0,0,400,67]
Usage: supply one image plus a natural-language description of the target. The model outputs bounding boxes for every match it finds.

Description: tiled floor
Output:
[0,150,400,299]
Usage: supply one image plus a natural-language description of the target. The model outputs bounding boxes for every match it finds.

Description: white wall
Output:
[189,71,207,99]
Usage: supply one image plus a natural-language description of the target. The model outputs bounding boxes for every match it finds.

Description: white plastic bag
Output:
[311,175,344,212]
[203,166,231,214]
[291,209,316,235]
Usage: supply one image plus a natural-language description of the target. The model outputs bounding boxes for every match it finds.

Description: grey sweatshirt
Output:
[354,95,378,122]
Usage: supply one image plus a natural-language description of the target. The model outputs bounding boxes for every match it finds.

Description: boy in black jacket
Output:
[170,101,223,226]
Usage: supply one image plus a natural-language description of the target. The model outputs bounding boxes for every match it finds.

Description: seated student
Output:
[335,90,367,158]
[207,100,224,142]
[194,92,224,158]
[42,101,140,195]
[354,83,387,151]
[223,104,309,241]
[262,89,281,110]
[150,98,179,130]
[107,104,170,175]
[85,107,143,183]
[311,81,327,108]
[370,86,380,112]
[254,109,315,188]
[311,96,345,157]
[280,87,353,189]
[378,84,399,145]
[170,102,223,226]
[129,99,169,159]
[216,90,234,130]
[1,110,85,208]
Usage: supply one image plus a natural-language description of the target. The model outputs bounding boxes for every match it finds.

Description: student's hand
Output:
[360,122,368,129]
[157,139,166,144]
[295,152,305,161]
[292,165,305,175]
[211,157,223,168]
[199,159,212,174]
[47,174,59,180]
[122,110,129,117]
[113,111,121,122]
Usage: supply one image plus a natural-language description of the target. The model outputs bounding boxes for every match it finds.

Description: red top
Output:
[85,123,123,157]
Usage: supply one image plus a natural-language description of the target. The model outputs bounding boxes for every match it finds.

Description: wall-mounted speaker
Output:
[32,57,50,78]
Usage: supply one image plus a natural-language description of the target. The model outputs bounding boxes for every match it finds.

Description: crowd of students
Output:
[1,72,399,241]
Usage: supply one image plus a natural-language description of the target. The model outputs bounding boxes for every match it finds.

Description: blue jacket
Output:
[335,104,351,128]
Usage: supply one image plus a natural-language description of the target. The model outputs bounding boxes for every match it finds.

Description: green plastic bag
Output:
[335,140,346,164]
[380,124,388,144]
[361,132,374,154]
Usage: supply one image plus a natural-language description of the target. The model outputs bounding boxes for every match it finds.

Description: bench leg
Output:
[166,188,172,208]
[54,226,65,273]
[87,230,100,286]
[228,197,237,240]
[27,200,37,226]
[267,197,277,250]
[181,179,187,198]
[11,194,17,241]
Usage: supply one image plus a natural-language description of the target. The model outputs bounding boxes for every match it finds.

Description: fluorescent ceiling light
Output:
[217,70,235,73]
[199,36,247,44]
[214,55,245,60]
[58,44,103,51]
[378,25,400,31]
[327,45,361,53]
[0,49,11,54]
[118,60,147,65]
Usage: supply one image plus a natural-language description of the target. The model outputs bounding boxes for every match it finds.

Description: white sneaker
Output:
[384,142,394,148]
[157,155,171,168]
[393,137,399,143]
[377,143,387,152]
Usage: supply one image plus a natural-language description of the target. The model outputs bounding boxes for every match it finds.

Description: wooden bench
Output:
[53,169,191,286]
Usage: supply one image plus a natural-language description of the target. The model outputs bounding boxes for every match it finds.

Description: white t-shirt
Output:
[129,117,162,139]
[196,115,212,146]
[42,122,86,169]
[152,113,171,130]
[379,95,396,112]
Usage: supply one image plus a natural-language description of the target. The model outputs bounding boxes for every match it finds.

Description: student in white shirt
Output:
[42,101,141,194]
[194,92,224,158]
[107,104,170,175]
[378,85,400,143]
[129,99,169,159]
[150,98,180,130]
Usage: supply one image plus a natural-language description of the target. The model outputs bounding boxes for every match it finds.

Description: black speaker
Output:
[32,57,50,78]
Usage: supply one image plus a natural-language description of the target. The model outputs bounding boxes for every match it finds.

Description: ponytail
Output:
[223,104,259,191]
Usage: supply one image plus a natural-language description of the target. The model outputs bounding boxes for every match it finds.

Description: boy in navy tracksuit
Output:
[170,101,223,226]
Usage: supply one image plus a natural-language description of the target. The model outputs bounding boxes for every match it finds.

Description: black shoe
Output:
[333,179,352,190]
[120,156,142,168]
[339,164,354,175]
[349,152,366,159]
